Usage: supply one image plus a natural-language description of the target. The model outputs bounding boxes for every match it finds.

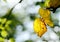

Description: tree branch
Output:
[3,0,23,19]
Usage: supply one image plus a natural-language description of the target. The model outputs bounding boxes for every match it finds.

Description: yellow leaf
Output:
[38,8,54,27]
[38,8,50,18]
[33,18,47,37]
[44,19,54,27]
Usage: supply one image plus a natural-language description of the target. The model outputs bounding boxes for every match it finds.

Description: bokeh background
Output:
[0,0,60,42]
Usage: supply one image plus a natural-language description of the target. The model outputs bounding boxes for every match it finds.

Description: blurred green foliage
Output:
[0,2,21,41]
[25,40,33,42]
[35,2,44,8]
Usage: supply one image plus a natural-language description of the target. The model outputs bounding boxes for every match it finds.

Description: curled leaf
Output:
[44,19,54,27]
[38,8,54,27]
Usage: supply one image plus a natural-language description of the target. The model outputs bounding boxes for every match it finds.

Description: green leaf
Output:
[3,0,7,2]
[35,2,45,7]
[25,40,33,42]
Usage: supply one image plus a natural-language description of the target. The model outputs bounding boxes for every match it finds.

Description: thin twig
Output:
[6,0,23,19]
[19,0,22,3]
